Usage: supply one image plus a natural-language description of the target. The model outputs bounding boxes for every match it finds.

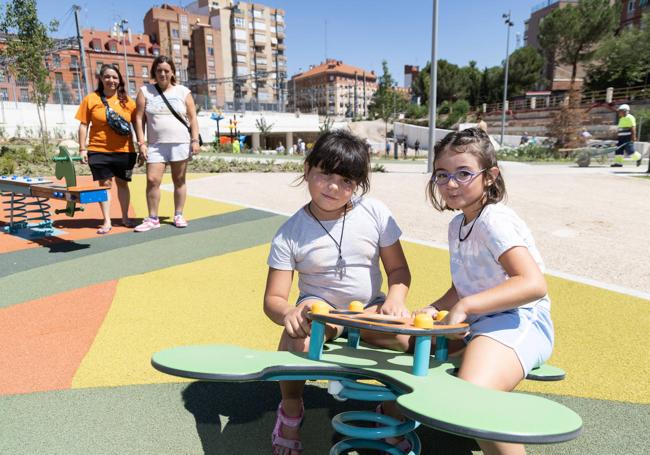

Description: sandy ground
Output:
[180,161,650,298]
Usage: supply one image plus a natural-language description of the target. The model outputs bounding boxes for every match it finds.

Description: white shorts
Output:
[466,305,554,376]
[147,143,190,163]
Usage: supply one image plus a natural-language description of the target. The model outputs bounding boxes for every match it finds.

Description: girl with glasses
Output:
[264,130,411,454]
[418,127,554,455]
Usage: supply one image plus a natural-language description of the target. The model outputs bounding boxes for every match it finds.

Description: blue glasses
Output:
[431,168,486,186]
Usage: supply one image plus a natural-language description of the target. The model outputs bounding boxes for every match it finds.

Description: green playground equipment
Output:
[1,146,103,237]
[152,312,582,453]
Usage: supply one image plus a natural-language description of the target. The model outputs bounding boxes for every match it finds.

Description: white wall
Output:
[0,101,320,140]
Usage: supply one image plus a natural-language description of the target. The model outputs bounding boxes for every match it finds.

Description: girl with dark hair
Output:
[75,63,137,234]
[263,130,412,454]
[417,127,554,455]
[133,55,200,232]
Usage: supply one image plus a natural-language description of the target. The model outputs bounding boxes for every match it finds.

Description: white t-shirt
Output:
[267,197,402,309]
[448,202,551,322]
[140,83,191,144]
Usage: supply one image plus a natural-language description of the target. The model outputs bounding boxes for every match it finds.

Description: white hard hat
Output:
[618,104,630,111]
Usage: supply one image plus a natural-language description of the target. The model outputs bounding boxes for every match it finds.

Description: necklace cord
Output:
[458,205,485,242]
[307,202,347,260]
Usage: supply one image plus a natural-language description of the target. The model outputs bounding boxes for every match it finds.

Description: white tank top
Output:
[140,83,191,144]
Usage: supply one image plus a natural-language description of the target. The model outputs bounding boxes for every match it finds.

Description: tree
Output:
[507,47,545,97]
[0,0,58,155]
[585,14,650,90]
[255,117,273,150]
[478,66,503,105]
[461,61,482,107]
[369,60,408,122]
[538,0,618,89]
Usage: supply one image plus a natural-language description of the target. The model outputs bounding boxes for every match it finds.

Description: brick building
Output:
[288,59,377,118]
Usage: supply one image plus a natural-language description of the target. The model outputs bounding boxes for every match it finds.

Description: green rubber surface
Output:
[152,341,582,444]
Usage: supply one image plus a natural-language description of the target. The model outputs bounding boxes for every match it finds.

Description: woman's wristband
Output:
[137,141,147,147]
[190,139,199,144]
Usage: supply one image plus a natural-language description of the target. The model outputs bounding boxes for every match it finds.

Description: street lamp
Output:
[500,11,514,146]
[115,19,129,91]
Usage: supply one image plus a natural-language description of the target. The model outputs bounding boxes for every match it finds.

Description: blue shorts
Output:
[465,306,554,376]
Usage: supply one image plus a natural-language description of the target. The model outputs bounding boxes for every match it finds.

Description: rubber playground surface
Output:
[1,173,648,454]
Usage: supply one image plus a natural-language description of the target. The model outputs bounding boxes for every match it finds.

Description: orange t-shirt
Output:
[75,92,136,153]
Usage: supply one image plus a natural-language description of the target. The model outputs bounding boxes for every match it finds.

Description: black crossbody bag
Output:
[99,94,132,136]
[154,84,202,146]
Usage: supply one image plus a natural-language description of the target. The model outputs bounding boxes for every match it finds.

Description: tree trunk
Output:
[34,103,49,160]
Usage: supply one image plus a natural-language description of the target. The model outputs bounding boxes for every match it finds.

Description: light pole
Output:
[427,0,439,173]
[500,11,514,146]
[117,19,129,90]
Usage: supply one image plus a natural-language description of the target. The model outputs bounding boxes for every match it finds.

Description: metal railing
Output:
[484,84,650,114]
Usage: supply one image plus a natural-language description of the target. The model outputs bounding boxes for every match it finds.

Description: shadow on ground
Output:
[181,381,478,454]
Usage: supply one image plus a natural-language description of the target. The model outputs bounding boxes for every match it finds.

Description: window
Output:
[70,55,79,68]
[127,64,135,77]
[207,47,215,57]
[208,60,215,67]
[254,21,266,31]
[236,54,247,63]
[235,42,247,52]
[0,71,5,82]
[234,29,247,40]
[206,34,213,43]
[137,45,146,55]
[234,17,245,28]
[72,73,80,88]
[54,72,64,86]
[96,62,103,74]
[276,25,284,33]
[180,15,189,33]
[0,88,8,100]
[52,54,61,68]
[141,65,149,77]
[152,47,160,57]
[128,80,136,95]
[254,34,266,42]
[275,14,284,24]
[91,39,101,51]
[628,0,635,13]
[108,41,117,53]
[253,9,263,18]
[173,43,181,53]
[171,29,180,39]
[20,88,29,102]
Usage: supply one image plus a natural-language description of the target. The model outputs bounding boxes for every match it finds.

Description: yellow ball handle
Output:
[311,301,330,315]
[435,310,449,322]
[413,313,434,329]
[349,301,364,312]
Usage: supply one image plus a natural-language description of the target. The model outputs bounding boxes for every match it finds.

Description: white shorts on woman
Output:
[146,143,190,163]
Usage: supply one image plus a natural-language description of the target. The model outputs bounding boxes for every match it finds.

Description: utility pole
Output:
[500,11,514,146]
[73,5,91,96]
[362,72,367,118]
[353,72,358,119]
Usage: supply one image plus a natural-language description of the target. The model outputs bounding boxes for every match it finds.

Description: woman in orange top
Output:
[75,64,137,234]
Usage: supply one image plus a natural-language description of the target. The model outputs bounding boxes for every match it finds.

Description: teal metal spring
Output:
[328,379,421,455]
[2,192,52,234]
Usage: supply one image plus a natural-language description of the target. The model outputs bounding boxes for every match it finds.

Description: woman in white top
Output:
[133,55,200,232]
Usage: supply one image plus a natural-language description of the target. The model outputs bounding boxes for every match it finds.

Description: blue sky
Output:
[38,0,535,86]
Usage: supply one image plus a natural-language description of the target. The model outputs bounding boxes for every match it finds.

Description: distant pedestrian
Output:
[414,139,420,157]
[385,141,390,158]
[276,142,285,154]
[402,138,408,159]
[520,132,529,146]
[292,143,298,155]
[612,104,641,167]
[298,138,306,155]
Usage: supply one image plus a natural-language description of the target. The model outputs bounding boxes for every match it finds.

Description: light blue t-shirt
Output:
[448,202,551,323]
[267,197,402,309]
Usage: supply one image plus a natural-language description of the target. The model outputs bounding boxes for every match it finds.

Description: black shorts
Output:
[87,151,137,182]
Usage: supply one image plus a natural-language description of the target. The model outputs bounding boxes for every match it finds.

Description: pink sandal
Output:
[272,401,304,454]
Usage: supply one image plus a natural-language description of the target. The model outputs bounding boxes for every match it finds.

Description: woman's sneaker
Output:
[134,217,161,232]
[173,214,188,228]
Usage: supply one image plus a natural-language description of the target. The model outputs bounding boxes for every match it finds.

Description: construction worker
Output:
[612,104,642,167]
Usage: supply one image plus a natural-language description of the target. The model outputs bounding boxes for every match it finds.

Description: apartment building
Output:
[524,0,581,91]
[287,59,377,118]
[144,1,287,111]
[620,0,650,28]
[0,30,157,105]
